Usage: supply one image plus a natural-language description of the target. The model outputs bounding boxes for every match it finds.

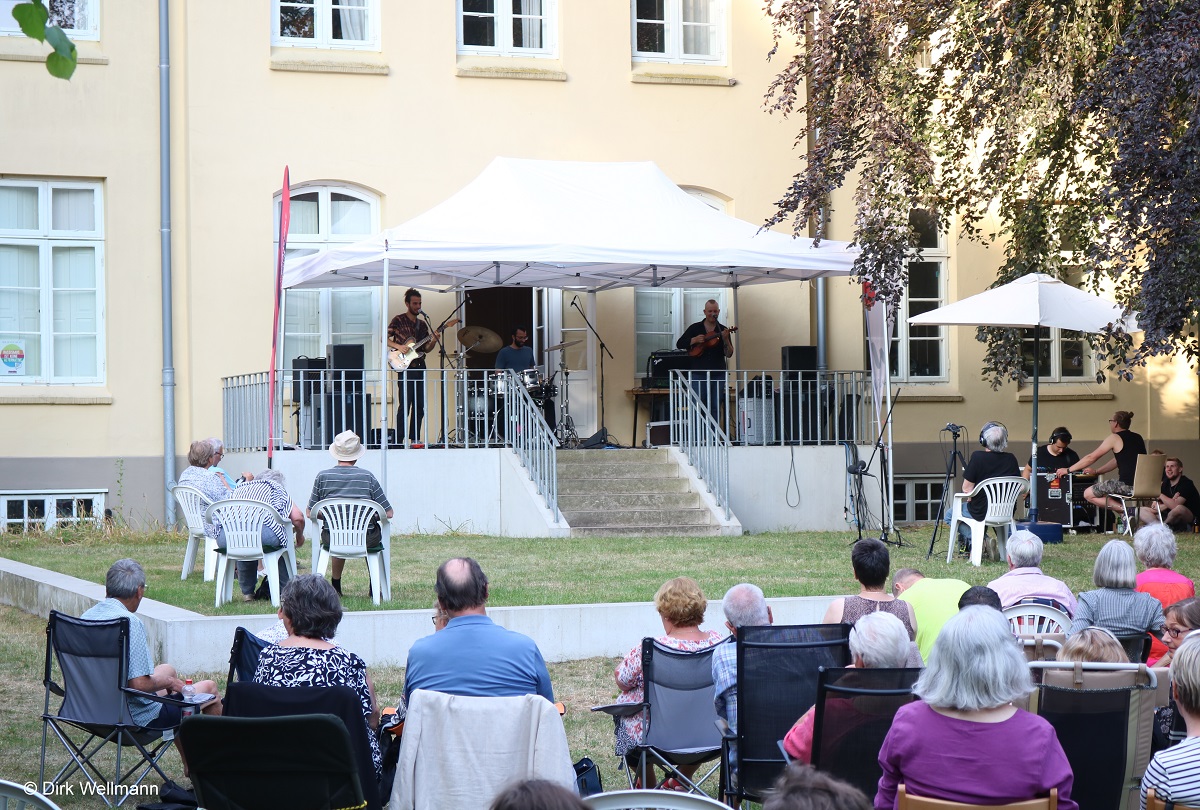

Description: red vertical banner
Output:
[267,167,291,464]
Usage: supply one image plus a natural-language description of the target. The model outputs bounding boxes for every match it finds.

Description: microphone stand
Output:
[847,387,903,546]
[571,296,613,444]
[424,299,466,447]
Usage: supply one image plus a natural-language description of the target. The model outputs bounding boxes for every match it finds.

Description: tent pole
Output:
[380,254,390,491]
[1029,328,1040,523]
[883,309,896,536]
[731,279,741,369]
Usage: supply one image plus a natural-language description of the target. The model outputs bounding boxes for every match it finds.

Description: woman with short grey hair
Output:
[1069,539,1165,645]
[1134,523,1195,664]
[875,607,1077,809]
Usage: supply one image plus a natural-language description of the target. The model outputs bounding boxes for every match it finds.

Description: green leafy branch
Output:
[12,0,77,79]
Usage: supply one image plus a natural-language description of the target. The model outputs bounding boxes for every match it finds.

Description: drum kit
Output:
[450,324,580,446]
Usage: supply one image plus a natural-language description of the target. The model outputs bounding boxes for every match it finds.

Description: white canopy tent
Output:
[278,157,874,500]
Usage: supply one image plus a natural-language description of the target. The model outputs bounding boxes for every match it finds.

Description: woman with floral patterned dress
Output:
[613,577,723,784]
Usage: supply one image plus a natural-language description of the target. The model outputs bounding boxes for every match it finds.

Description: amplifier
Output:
[645,350,690,388]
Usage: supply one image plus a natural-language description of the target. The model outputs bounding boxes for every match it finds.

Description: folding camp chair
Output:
[223,681,381,810]
[178,714,364,810]
[226,626,271,685]
[720,623,853,805]
[897,784,1058,808]
[38,611,194,808]
[1113,453,1166,535]
[1029,661,1158,810]
[810,666,921,798]
[0,779,65,810]
[593,639,725,796]
[1114,633,1153,664]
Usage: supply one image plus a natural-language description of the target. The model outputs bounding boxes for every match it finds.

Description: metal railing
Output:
[647,368,875,447]
[222,367,560,519]
[669,370,731,520]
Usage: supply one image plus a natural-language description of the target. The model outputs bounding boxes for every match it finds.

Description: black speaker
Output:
[579,428,609,449]
[326,343,364,394]
[323,392,371,445]
[781,345,818,372]
[292,356,326,404]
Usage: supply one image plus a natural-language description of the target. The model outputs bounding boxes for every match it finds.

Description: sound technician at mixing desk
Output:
[1022,426,1081,480]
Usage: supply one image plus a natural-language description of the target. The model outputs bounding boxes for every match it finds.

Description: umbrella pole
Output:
[381,253,390,492]
[1029,329,1040,523]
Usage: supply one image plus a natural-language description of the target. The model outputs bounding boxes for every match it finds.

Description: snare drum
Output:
[520,368,541,389]
[490,371,510,397]
[528,384,558,401]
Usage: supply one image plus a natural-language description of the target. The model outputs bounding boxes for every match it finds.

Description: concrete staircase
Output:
[556,448,722,537]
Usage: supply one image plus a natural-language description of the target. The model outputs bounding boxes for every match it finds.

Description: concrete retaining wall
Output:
[0,557,837,672]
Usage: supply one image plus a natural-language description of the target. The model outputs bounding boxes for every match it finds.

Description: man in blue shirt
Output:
[404,557,554,704]
[493,326,557,431]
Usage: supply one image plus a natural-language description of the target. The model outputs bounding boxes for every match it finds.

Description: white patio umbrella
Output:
[908,272,1139,521]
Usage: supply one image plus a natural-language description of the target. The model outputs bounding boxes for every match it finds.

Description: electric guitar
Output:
[687,325,738,357]
[388,318,459,371]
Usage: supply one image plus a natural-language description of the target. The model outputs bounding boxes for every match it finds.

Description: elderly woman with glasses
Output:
[1069,540,1166,651]
[254,575,386,778]
[1134,523,1196,664]
[875,606,1077,809]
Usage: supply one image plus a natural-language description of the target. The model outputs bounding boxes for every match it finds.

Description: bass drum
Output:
[527,384,557,401]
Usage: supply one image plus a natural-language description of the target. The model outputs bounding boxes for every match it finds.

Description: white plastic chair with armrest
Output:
[309,498,391,605]
[170,484,218,582]
[1113,453,1165,535]
[948,476,1028,566]
[1004,603,1071,636]
[584,790,729,809]
[205,499,295,607]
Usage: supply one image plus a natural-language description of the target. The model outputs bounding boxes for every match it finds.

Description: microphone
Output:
[944,423,962,432]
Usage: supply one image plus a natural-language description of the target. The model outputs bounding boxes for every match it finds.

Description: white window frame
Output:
[456,0,558,58]
[634,288,728,378]
[1020,265,1092,383]
[274,183,381,373]
[631,0,726,65]
[890,213,948,382]
[892,476,947,523]
[0,178,106,385]
[0,0,98,40]
[272,0,379,50]
[1,489,106,532]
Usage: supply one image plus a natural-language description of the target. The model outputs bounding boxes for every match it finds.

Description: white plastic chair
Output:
[309,498,391,605]
[1004,603,1071,635]
[584,790,729,809]
[1113,453,1165,535]
[947,476,1029,566]
[205,499,295,607]
[170,484,218,582]
[0,779,65,810]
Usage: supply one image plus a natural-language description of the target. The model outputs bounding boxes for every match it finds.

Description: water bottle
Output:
[182,679,196,703]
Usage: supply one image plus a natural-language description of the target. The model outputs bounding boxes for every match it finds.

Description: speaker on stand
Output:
[780,346,818,444]
[324,344,369,443]
[293,357,327,450]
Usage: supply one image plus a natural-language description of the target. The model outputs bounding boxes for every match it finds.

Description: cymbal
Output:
[456,325,503,353]
[545,339,582,352]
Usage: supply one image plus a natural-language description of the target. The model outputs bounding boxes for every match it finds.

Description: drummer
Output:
[494,326,556,429]
[1022,426,1081,480]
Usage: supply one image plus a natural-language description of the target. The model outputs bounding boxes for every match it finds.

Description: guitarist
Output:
[387,289,440,448]
[675,299,734,414]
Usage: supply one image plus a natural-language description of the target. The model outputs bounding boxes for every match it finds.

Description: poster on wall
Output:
[1,340,25,375]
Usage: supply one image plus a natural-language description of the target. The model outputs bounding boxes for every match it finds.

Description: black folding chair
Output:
[38,611,193,808]
[810,666,921,798]
[223,681,381,810]
[720,623,852,805]
[593,639,724,795]
[1114,633,1153,664]
[178,714,364,810]
[226,626,271,684]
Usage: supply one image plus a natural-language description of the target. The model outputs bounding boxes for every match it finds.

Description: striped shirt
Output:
[223,478,293,547]
[1141,736,1200,810]
[1068,588,1165,637]
[307,465,391,511]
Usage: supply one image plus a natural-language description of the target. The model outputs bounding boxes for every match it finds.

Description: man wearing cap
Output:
[307,430,393,597]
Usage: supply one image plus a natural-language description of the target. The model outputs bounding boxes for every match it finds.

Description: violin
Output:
[687,326,738,357]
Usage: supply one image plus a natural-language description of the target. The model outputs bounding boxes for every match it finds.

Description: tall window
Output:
[1020,269,1091,381]
[635,288,727,374]
[0,0,97,39]
[458,0,556,57]
[890,209,947,380]
[0,180,104,384]
[632,0,724,63]
[273,0,377,49]
[274,185,380,370]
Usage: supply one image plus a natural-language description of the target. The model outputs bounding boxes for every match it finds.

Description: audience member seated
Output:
[253,575,383,779]
[763,763,872,810]
[1135,523,1196,664]
[823,540,917,642]
[1153,600,1200,751]
[82,559,221,726]
[1142,456,1199,531]
[177,438,233,505]
[1057,626,1129,664]
[1069,539,1166,643]
[986,530,1078,615]
[403,558,554,703]
[488,779,589,810]
[875,606,1077,810]
[959,421,1021,547]
[613,577,722,780]
[891,568,968,661]
[212,468,305,602]
[958,586,1002,611]
[205,437,237,488]
[1141,634,1200,809]
[782,611,912,763]
[713,583,773,766]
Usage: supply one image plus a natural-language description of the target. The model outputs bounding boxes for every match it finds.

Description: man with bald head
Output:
[402,557,554,703]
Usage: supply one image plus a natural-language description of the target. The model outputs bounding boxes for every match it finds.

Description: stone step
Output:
[559,508,712,528]
[558,477,691,496]
[557,462,681,480]
[570,524,723,538]
[557,448,671,464]
[558,492,700,511]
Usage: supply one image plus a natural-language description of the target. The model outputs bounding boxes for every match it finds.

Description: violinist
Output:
[676,299,735,413]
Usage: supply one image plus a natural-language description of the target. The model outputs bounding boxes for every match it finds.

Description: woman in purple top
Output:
[875,606,1076,810]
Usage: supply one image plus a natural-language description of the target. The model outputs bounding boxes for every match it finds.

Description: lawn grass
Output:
[4,523,1197,806]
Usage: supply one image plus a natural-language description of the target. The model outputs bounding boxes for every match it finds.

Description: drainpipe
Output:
[159,0,176,525]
